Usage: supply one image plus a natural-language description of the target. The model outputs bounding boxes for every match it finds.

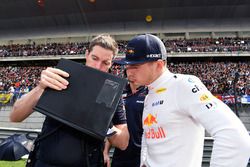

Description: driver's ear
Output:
[85,50,89,58]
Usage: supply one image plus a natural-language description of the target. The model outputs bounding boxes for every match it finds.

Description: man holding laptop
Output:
[10,35,129,167]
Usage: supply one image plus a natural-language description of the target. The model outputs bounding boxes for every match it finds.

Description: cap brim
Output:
[113,58,152,65]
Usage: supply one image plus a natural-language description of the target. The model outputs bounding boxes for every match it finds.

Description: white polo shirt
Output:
[141,70,250,167]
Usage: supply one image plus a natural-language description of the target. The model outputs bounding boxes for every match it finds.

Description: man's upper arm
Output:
[177,75,250,166]
[112,98,127,125]
[177,75,247,136]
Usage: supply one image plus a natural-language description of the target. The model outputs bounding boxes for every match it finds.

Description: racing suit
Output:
[112,85,147,167]
[141,70,250,167]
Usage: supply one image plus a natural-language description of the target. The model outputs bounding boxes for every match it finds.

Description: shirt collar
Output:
[124,84,147,97]
[148,69,173,92]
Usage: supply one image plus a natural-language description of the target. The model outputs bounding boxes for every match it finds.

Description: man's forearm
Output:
[210,129,250,167]
[10,85,44,122]
[108,124,129,150]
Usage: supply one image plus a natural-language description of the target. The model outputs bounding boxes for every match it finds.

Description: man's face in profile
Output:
[85,45,113,72]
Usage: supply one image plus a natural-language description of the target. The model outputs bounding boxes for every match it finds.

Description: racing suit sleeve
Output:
[177,75,250,167]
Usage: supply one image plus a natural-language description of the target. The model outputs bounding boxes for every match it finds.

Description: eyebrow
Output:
[91,54,97,58]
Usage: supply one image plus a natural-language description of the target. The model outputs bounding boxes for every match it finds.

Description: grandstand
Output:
[0,0,249,166]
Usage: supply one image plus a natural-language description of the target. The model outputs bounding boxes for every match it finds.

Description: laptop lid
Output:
[34,59,127,140]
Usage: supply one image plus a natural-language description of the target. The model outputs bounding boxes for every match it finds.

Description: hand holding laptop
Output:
[34,59,127,140]
[39,67,69,91]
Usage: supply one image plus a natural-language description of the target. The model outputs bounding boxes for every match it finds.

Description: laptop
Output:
[34,59,127,140]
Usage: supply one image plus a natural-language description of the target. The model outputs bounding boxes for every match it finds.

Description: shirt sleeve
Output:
[177,75,250,167]
[112,98,127,125]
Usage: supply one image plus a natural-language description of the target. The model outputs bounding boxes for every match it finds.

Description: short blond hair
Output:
[89,34,118,57]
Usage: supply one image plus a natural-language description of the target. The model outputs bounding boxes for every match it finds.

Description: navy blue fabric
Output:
[114,34,167,65]
[29,98,126,167]
[112,85,147,167]
[111,144,140,167]
[112,99,127,125]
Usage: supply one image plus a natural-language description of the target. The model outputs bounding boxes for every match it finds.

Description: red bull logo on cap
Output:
[126,48,135,55]
[143,114,157,127]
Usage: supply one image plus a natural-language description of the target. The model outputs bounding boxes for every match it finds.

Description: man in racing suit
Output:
[115,34,250,167]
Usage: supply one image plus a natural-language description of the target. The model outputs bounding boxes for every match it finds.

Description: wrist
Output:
[37,82,46,91]
[106,126,117,137]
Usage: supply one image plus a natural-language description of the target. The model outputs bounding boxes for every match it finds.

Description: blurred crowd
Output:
[164,37,250,53]
[0,42,87,57]
[1,61,248,104]
[0,41,126,57]
[1,37,250,57]
[0,37,249,104]
[0,66,45,103]
[168,61,250,96]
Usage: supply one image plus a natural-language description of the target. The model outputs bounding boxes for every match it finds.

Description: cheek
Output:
[133,71,144,80]
[137,68,145,76]
[100,65,111,72]
[137,69,149,81]
[126,69,132,76]
[100,67,108,72]
[85,57,93,66]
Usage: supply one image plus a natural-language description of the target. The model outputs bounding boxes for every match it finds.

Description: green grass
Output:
[0,159,26,167]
